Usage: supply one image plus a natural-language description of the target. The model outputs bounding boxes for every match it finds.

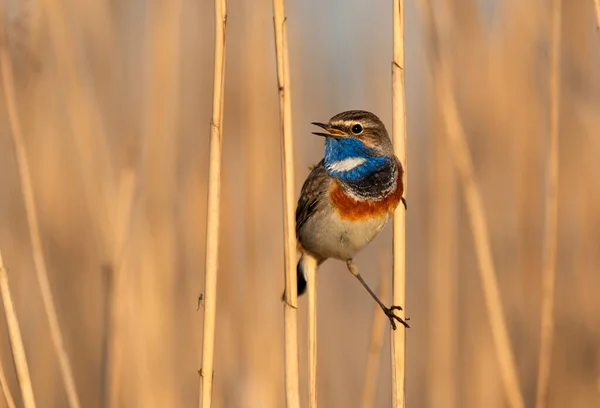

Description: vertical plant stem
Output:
[40,0,116,249]
[391,1,408,407]
[360,257,389,408]
[0,13,30,408]
[594,0,600,33]
[419,1,458,407]
[105,170,137,408]
[0,6,81,407]
[200,0,227,406]
[433,50,525,408]
[272,1,300,407]
[535,1,561,407]
[0,356,16,408]
[0,251,36,408]
[307,257,318,408]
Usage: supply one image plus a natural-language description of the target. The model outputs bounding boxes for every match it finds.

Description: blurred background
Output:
[0,0,599,406]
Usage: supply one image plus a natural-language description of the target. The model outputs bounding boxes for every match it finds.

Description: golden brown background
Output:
[0,0,599,407]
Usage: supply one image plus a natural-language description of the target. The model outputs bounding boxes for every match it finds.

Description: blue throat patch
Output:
[324,137,390,181]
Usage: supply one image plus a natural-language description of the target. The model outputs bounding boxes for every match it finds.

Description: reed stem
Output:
[0,5,80,406]
[418,2,458,406]
[0,355,15,408]
[200,0,227,406]
[307,256,318,408]
[272,1,301,407]
[391,1,408,407]
[360,259,389,408]
[594,0,600,34]
[535,1,561,406]
[0,251,36,408]
[434,50,525,408]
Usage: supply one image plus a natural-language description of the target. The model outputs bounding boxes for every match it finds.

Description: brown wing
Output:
[295,160,330,238]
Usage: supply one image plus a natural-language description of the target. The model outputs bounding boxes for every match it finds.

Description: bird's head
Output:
[312,110,394,176]
[312,110,393,154]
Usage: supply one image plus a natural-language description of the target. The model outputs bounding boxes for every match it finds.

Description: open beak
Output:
[311,122,348,138]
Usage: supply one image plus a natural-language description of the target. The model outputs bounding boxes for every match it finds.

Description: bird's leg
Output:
[401,197,407,210]
[345,259,410,330]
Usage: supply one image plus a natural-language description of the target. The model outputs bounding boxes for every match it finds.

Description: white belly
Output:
[298,208,390,261]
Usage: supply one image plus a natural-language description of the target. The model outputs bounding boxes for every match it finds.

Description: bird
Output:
[283,110,409,330]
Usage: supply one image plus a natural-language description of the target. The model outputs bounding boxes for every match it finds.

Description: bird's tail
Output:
[280,256,310,301]
[296,258,308,296]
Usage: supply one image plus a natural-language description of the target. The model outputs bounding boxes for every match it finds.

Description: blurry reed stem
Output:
[307,257,318,407]
[433,51,525,408]
[0,357,15,408]
[535,2,561,407]
[418,1,457,406]
[594,0,600,33]
[391,1,408,407]
[105,170,137,408]
[0,16,29,408]
[0,252,34,408]
[0,9,80,408]
[200,0,227,407]
[40,0,115,247]
[272,0,301,407]
[360,260,389,408]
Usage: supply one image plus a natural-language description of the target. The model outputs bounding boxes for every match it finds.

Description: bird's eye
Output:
[351,123,363,134]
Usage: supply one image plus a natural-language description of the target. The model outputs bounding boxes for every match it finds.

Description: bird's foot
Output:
[383,305,410,330]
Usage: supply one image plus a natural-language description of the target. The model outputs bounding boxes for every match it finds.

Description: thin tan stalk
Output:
[0,251,36,408]
[391,1,408,407]
[0,6,81,407]
[40,0,115,248]
[272,0,300,407]
[105,170,137,408]
[306,256,318,408]
[419,1,457,407]
[200,0,227,406]
[360,259,389,408]
[433,44,525,408]
[535,1,561,407]
[0,14,29,408]
[594,0,600,33]
[0,356,16,408]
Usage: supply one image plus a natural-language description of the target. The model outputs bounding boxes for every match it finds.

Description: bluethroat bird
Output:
[283,110,409,330]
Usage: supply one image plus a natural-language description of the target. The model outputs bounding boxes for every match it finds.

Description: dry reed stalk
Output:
[0,251,36,408]
[432,44,525,408]
[0,14,27,408]
[200,0,227,406]
[418,1,458,406]
[40,0,115,249]
[360,258,389,408]
[306,256,318,407]
[535,1,561,407]
[391,1,408,407]
[0,356,15,408]
[139,0,182,404]
[272,0,301,407]
[239,4,282,403]
[594,0,600,33]
[105,170,137,408]
[427,129,457,408]
[0,7,81,407]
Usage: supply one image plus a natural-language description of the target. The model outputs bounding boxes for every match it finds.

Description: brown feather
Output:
[329,169,404,221]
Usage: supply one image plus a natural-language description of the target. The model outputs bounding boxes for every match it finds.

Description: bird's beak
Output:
[311,122,347,138]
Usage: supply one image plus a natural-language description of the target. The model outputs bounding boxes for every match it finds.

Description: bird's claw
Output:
[384,305,410,330]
